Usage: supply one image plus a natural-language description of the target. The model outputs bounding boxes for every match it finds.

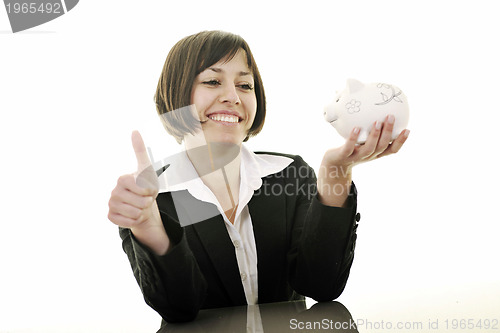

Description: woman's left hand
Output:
[317,115,410,207]
[323,115,410,172]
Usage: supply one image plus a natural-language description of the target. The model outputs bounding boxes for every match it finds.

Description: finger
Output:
[377,129,410,158]
[108,200,143,220]
[131,130,152,171]
[373,115,395,156]
[340,127,361,158]
[112,185,154,209]
[117,174,155,197]
[131,131,159,192]
[108,212,142,229]
[358,120,382,158]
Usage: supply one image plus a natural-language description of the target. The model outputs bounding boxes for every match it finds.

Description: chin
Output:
[202,129,244,146]
[206,135,243,146]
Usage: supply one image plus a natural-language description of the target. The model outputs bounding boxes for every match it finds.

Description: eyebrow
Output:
[208,67,252,77]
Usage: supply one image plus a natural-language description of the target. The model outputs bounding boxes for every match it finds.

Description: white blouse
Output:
[156,144,293,305]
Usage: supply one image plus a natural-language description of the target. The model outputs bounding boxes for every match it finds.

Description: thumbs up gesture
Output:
[108,131,170,255]
[132,130,160,193]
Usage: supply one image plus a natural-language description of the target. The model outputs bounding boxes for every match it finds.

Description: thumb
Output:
[132,130,152,171]
[131,130,158,192]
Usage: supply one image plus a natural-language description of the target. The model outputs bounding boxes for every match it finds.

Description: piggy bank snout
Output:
[323,105,338,123]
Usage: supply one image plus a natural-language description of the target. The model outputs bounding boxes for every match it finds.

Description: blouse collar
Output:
[156,144,293,215]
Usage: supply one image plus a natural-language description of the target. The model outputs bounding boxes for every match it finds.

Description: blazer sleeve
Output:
[287,156,359,301]
[119,199,207,323]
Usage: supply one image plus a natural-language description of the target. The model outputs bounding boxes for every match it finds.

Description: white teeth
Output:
[209,114,239,123]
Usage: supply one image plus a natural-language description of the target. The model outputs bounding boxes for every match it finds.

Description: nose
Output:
[218,84,240,105]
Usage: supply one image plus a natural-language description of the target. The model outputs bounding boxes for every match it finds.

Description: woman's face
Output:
[189,49,257,145]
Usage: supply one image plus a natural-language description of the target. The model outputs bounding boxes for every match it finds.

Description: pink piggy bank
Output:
[324,79,409,143]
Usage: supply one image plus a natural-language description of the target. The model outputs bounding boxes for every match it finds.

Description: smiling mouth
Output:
[208,114,242,124]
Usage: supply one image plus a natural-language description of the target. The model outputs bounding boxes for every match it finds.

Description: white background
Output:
[1,0,499,331]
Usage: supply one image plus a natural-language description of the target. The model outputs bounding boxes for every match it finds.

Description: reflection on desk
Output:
[158,300,358,333]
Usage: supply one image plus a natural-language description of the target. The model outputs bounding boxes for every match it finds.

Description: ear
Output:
[346,78,364,94]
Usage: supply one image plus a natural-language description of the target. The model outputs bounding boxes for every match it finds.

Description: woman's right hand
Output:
[108,131,171,255]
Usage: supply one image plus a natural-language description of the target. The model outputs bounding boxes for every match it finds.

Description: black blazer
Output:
[120,152,359,323]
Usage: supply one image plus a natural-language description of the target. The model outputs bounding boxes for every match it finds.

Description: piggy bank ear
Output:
[346,78,364,94]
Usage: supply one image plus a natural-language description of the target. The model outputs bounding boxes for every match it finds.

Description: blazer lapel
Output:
[169,189,246,305]
[192,214,247,305]
[248,176,288,303]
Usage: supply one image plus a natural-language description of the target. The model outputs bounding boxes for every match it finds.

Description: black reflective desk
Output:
[158,300,358,332]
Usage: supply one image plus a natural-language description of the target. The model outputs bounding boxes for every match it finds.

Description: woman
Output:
[107,30,409,323]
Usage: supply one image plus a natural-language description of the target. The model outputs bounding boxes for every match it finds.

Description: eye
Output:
[202,79,221,86]
[238,83,254,91]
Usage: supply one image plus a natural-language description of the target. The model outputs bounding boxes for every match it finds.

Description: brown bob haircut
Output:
[154,30,266,144]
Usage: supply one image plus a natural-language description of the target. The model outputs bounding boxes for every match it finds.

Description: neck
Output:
[185,141,242,223]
